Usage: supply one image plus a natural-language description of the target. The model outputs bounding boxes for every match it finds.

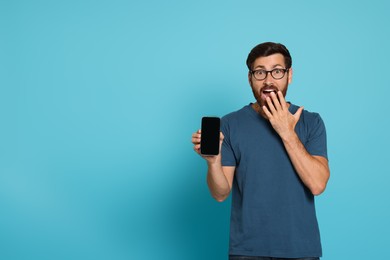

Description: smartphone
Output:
[200,117,220,156]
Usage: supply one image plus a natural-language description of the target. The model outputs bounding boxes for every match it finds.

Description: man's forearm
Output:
[281,132,330,195]
[206,162,231,202]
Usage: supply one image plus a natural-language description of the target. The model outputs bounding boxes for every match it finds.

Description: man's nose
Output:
[264,71,273,84]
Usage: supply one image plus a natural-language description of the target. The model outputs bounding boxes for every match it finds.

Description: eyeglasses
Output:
[250,68,289,81]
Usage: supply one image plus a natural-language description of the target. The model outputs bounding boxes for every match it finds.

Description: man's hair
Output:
[246,42,292,71]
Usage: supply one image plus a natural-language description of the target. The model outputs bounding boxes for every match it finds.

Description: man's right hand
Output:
[191,129,224,164]
[192,129,235,202]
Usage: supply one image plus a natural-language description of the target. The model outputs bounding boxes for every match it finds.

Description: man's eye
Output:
[255,70,266,75]
[273,69,282,74]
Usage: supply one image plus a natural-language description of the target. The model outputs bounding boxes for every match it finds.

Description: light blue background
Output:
[1,1,389,259]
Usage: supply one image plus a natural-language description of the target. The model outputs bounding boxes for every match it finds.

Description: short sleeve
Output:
[305,113,328,160]
[220,117,237,166]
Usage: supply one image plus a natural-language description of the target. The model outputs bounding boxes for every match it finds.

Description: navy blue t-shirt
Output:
[221,103,328,258]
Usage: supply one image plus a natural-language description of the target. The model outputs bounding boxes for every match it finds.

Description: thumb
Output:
[294,106,304,121]
[220,132,225,142]
[219,131,224,147]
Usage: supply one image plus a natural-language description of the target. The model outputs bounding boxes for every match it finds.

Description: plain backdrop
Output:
[1,0,389,259]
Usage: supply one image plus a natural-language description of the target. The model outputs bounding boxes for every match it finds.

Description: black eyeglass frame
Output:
[250,68,290,81]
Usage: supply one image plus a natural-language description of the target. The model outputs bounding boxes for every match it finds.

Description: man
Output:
[191,42,330,260]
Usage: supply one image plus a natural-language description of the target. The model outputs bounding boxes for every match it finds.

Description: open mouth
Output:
[261,87,279,97]
[262,89,277,94]
[260,88,279,104]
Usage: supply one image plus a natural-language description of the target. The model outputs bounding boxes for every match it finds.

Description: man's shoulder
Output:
[222,104,251,121]
[290,103,323,124]
[289,103,327,142]
[220,104,252,134]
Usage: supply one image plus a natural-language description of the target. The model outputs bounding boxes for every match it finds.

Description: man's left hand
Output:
[262,91,304,140]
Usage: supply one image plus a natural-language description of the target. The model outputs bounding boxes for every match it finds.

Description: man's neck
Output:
[251,102,268,119]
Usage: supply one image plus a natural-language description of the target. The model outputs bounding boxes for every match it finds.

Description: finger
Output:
[191,133,201,144]
[270,91,282,111]
[192,133,201,139]
[277,91,287,110]
[217,132,225,153]
[294,106,304,121]
[194,144,201,153]
[192,129,201,137]
[192,137,200,145]
[220,132,224,141]
[266,97,276,114]
[219,132,225,149]
[262,105,273,118]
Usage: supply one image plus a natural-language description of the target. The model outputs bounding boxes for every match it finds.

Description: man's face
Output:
[248,53,292,108]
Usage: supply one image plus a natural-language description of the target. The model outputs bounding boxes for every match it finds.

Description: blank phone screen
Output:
[200,117,220,155]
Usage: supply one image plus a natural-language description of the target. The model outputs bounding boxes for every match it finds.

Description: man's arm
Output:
[192,130,235,201]
[281,133,329,195]
[263,91,330,195]
[207,164,235,202]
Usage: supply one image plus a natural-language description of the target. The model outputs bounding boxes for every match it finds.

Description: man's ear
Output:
[288,68,293,84]
[248,71,252,86]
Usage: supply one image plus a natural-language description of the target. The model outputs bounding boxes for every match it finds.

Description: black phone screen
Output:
[200,117,220,156]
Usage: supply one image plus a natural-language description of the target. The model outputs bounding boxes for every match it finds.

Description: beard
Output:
[251,83,289,109]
